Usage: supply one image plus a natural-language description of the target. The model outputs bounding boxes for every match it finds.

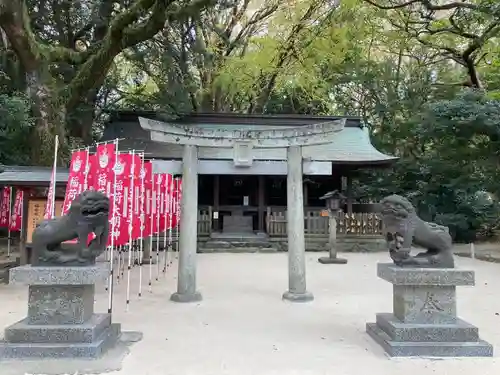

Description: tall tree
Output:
[0,0,213,163]
[363,0,500,89]
[115,0,344,114]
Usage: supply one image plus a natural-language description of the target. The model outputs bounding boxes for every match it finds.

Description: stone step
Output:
[0,256,20,284]
[366,322,493,357]
[203,240,274,249]
[198,246,279,253]
[5,314,112,344]
[375,313,479,342]
[0,323,121,359]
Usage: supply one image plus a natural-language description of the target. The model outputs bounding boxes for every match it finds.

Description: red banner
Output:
[127,153,141,241]
[171,178,182,229]
[164,174,173,230]
[62,150,88,215]
[84,154,95,190]
[177,178,182,227]
[0,187,11,228]
[94,143,116,246]
[143,162,153,237]
[158,174,170,233]
[170,179,177,229]
[152,174,163,235]
[93,143,115,195]
[9,189,24,232]
[112,153,132,246]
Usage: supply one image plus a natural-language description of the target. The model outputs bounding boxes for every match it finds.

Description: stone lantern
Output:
[318,190,348,265]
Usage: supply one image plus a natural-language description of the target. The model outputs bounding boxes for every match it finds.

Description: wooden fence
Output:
[266,209,382,236]
[198,207,212,235]
[197,206,382,237]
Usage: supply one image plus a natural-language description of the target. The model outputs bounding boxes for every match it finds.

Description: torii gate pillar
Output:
[283,145,313,302]
[170,144,202,302]
[139,117,345,303]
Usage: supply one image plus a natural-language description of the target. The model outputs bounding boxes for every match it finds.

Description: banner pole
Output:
[138,154,145,297]
[149,179,155,292]
[107,139,119,314]
[83,146,90,190]
[162,176,169,274]
[176,177,181,260]
[19,190,24,255]
[168,186,173,266]
[50,135,59,218]
[117,246,123,281]
[126,150,136,311]
[115,151,123,283]
[43,135,59,221]
[155,175,161,281]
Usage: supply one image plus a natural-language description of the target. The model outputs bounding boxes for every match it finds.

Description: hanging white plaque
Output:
[233,141,253,167]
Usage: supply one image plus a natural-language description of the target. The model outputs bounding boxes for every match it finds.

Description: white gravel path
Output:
[0,252,499,375]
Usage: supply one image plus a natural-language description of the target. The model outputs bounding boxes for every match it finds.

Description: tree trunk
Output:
[66,88,100,144]
[26,70,67,164]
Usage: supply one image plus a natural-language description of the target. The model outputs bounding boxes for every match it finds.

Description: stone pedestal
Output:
[366,263,493,357]
[0,265,121,359]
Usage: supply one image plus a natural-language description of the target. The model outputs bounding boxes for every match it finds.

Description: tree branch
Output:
[363,0,420,10]
[65,0,215,112]
[364,0,478,11]
[63,0,164,111]
[0,0,40,70]
[0,0,92,69]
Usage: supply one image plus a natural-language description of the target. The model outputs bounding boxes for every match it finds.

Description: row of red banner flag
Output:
[0,187,24,232]
[0,142,182,246]
[61,143,182,246]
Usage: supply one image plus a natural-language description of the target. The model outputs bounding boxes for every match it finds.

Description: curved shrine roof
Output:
[302,127,397,164]
[0,165,69,186]
[102,111,398,166]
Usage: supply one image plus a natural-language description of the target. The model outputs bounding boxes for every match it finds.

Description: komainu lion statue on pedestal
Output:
[379,194,455,268]
[31,190,110,266]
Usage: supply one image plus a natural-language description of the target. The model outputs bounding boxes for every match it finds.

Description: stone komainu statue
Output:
[379,194,455,268]
[31,190,110,266]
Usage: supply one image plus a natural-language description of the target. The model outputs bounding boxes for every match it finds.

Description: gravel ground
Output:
[0,252,499,375]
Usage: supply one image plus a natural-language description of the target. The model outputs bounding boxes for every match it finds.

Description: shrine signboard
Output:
[26,199,63,243]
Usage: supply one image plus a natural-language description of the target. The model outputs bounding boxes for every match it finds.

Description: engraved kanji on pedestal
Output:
[366,263,493,357]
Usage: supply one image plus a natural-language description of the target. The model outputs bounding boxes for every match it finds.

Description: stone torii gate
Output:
[139,117,346,303]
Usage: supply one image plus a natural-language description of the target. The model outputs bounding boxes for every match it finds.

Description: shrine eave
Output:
[105,109,363,128]
[303,127,398,165]
[101,111,398,166]
[0,166,69,186]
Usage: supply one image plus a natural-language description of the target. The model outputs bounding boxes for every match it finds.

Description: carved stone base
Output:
[282,290,314,303]
[0,318,120,359]
[366,263,493,357]
[0,265,127,360]
[170,291,203,303]
[318,256,348,264]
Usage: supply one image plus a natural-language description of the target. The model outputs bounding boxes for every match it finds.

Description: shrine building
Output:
[101,111,397,252]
